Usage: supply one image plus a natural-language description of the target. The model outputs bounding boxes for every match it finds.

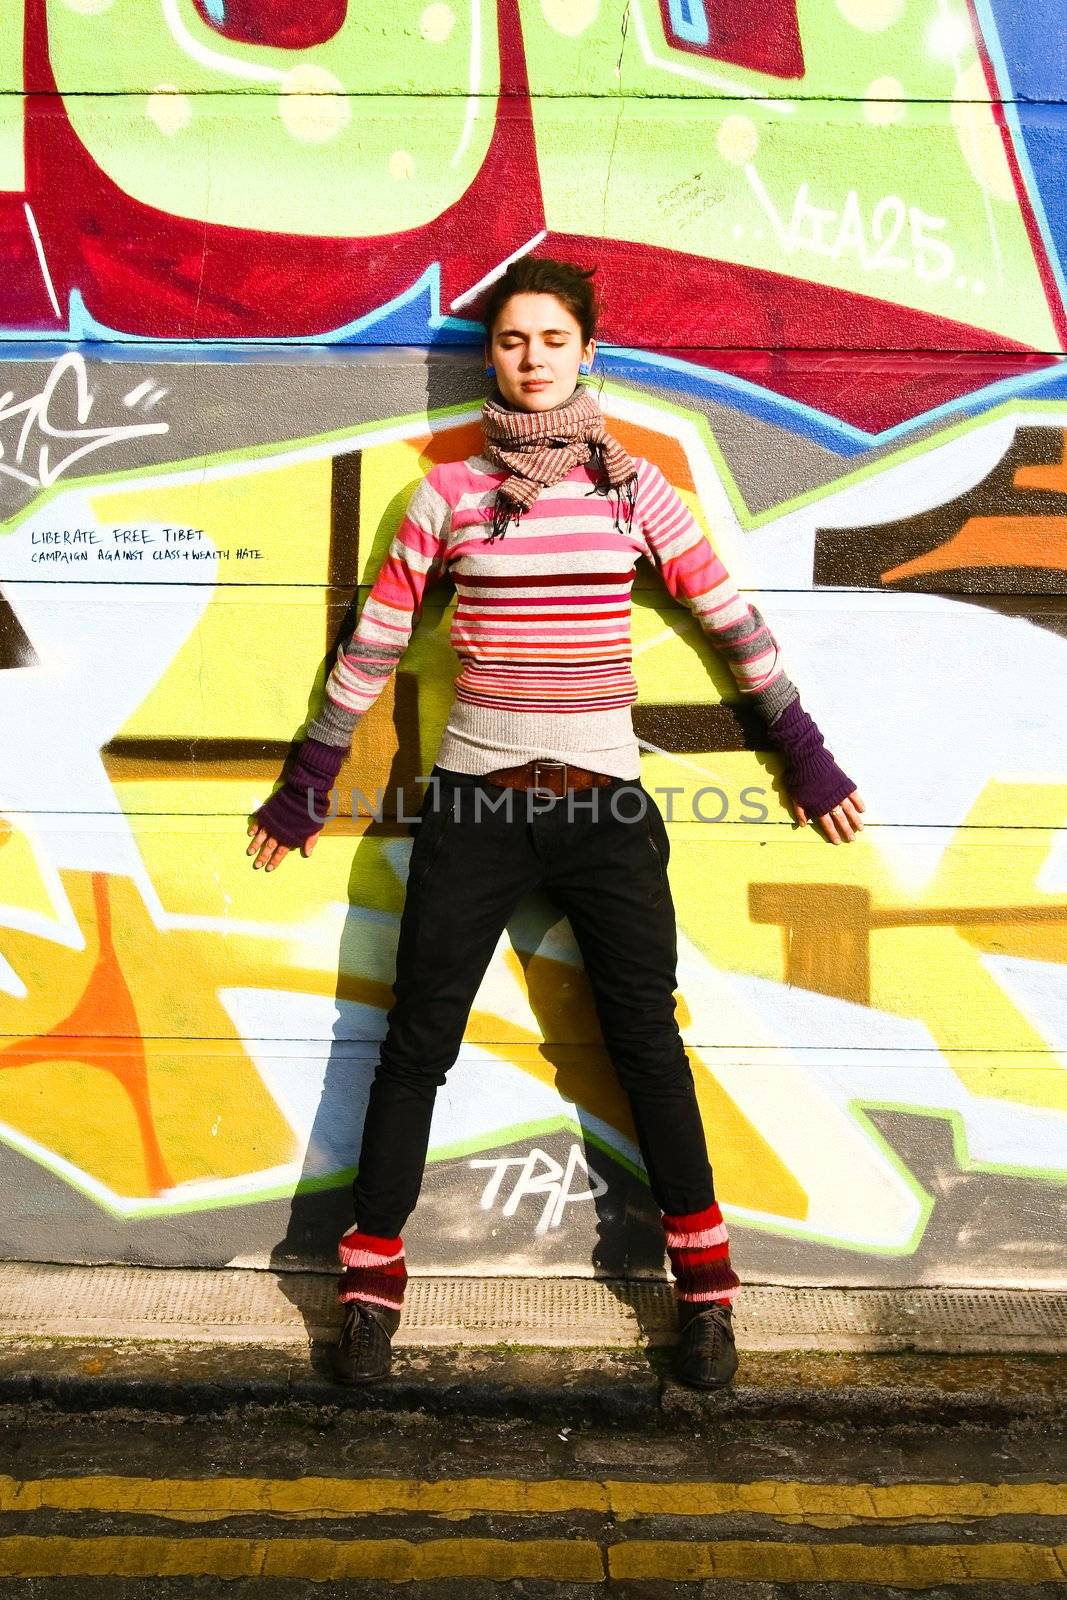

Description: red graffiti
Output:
[19,0,544,340]
[191,0,347,50]
[657,0,805,79]
[4,0,1061,432]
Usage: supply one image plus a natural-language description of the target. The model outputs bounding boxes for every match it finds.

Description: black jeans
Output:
[352,765,717,1236]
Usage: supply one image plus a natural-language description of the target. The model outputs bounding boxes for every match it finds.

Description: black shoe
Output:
[673,1303,738,1390]
[330,1300,401,1385]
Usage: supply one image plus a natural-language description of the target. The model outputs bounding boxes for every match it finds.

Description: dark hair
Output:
[480,256,599,346]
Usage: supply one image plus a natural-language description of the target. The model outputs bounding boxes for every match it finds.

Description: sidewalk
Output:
[1,1263,1064,1427]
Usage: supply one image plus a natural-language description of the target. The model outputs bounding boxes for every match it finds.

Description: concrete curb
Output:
[1,1340,1064,1430]
[3,1264,1066,1352]
[2,1264,1064,1428]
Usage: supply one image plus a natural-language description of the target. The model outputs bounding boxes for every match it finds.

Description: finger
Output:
[263,843,289,872]
[841,798,864,831]
[819,811,841,844]
[831,806,855,843]
[252,835,282,869]
[303,831,322,857]
[793,802,807,827]
[848,789,866,812]
[246,825,268,855]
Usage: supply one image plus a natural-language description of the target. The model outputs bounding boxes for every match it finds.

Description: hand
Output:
[245,822,322,871]
[792,789,865,844]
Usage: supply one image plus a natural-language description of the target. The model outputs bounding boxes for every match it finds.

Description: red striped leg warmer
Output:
[337,1226,408,1311]
[662,1202,740,1308]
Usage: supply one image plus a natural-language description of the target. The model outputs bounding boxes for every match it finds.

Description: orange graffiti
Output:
[1013,429,1067,493]
[881,516,1067,582]
[0,872,173,1193]
[417,419,696,490]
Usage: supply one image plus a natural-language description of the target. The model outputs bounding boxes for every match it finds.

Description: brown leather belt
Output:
[483,759,616,796]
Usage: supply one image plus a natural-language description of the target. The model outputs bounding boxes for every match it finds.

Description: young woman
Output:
[247,257,865,1391]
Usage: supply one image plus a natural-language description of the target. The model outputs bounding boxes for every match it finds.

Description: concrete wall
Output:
[0,0,1064,1287]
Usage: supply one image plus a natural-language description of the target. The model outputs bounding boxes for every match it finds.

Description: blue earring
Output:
[579,360,592,375]
[485,363,496,376]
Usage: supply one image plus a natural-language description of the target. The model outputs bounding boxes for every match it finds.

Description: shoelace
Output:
[685,1307,732,1355]
[342,1303,376,1353]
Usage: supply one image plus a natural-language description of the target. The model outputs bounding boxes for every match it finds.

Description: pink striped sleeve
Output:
[638,459,797,723]
[311,469,451,741]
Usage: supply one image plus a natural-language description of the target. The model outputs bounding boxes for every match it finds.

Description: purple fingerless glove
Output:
[254,736,348,849]
[766,695,856,818]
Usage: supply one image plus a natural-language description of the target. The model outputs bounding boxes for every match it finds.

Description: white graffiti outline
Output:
[450,229,549,312]
[161,0,485,176]
[0,354,169,491]
[934,0,1005,287]
[452,0,487,170]
[22,203,62,322]
[629,0,795,111]
[161,0,283,83]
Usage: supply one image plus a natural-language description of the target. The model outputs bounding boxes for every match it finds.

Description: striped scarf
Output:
[481,384,639,542]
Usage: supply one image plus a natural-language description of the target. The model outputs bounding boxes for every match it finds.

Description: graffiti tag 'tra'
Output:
[469,1145,608,1236]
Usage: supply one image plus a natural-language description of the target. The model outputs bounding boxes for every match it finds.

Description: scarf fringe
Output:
[490,468,636,542]
[584,443,639,534]
[487,493,520,544]
[615,471,639,535]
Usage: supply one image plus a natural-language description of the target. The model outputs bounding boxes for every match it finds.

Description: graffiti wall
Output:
[0,0,1064,1287]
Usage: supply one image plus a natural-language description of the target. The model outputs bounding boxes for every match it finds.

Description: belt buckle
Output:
[532,759,567,795]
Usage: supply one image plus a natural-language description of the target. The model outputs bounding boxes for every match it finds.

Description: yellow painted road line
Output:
[0,1475,607,1519]
[610,1541,1067,1584]
[607,1481,1067,1524]
[0,1475,1064,1523]
[0,1536,1064,1584]
[0,1537,604,1582]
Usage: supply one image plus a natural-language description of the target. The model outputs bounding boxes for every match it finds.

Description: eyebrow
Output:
[494,327,575,338]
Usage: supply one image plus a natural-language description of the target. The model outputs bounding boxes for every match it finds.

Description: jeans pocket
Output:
[642,800,673,907]
[406,789,457,891]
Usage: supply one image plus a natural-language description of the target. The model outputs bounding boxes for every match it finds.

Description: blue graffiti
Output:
[5,271,1066,455]
[666,0,710,46]
[973,0,1067,309]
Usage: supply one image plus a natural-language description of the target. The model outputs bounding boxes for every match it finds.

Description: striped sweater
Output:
[308,454,799,778]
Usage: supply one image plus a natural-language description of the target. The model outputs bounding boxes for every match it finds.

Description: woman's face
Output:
[487,293,595,412]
